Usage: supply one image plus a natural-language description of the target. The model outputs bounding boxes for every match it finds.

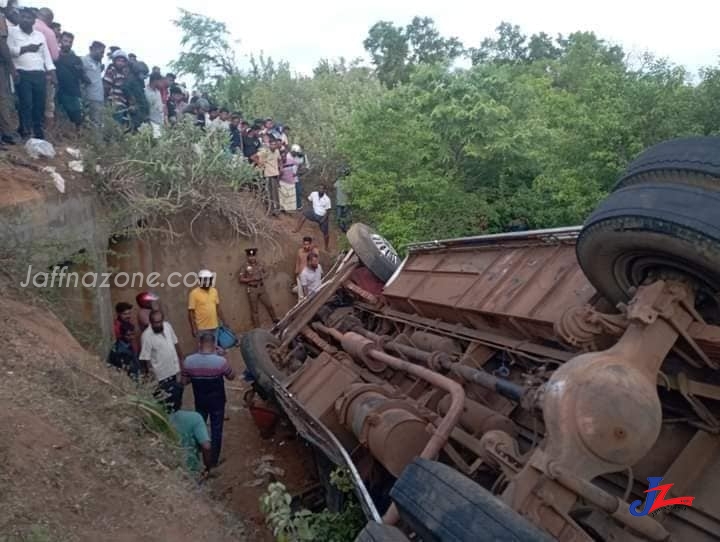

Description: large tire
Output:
[615,136,720,191]
[390,459,553,542]
[577,183,720,308]
[354,522,409,542]
[347,223,401,283]
[240,329,282,395]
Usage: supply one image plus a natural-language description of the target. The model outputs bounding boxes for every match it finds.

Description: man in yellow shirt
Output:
[188,269,225,339]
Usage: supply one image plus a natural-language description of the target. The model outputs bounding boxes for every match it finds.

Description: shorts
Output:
[304,208,329,236]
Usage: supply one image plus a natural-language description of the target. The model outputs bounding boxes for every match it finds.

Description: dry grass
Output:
[85,121,281,247]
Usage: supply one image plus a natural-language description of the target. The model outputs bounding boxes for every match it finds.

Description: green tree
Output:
[471,22,528,64]
[343,22,711,245]
[363,21,410,87]
[170,9,239,86]
[364,17,464,87]
[406,16,464,64]
[694,66,720,134]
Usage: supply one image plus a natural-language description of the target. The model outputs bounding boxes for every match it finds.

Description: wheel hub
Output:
[613,252,720,319]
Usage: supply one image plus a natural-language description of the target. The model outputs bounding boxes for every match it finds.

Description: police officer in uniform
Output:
[238,248,278,327]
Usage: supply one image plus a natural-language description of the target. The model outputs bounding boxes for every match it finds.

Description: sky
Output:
[22,0,720,82]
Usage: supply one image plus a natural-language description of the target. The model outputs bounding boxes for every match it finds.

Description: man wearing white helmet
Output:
[188,269,225,340]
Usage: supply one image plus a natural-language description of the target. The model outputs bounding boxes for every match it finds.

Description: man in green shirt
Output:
[169,407,212,474]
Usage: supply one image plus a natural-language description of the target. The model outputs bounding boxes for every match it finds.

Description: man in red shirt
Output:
[33,8,58,129]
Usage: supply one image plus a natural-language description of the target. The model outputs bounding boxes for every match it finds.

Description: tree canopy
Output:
[170,9,240,86]
[363,17,463,87]
[172,15,720,248]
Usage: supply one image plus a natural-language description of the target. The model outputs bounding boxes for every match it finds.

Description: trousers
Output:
[0,61,13,136]
[44,79,55,119]
[16,70,46,139]
[295,180,303,210]
[155,374,184,412]
[196,403,225,467]
[266,176,280,214]
[247,286,277,327]
[86,99,104,128]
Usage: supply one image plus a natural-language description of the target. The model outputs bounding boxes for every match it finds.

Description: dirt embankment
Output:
[0,295,250,542]
[0,141,334,541]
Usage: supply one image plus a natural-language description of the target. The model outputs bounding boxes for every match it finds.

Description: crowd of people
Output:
[0,2,346,473]
[0,3,352,237]
[108,237,325,475]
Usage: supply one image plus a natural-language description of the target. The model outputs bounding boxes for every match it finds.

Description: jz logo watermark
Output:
[629,477,694,517]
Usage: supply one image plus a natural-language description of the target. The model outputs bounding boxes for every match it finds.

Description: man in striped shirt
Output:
[181,332,236,467]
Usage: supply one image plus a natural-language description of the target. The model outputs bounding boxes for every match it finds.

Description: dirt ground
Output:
[0,142,89,207]
[0,293,314,542]
[189,345,316,540]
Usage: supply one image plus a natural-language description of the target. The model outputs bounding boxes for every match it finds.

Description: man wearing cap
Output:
[103,49,129,125]
[238,248,278,328]
[188,269,225,340]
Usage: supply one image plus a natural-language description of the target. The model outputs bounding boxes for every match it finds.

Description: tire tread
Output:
[390,459,553,542]
[615,136,720,190]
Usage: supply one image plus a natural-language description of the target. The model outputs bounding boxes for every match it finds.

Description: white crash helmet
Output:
[198,269,214,279]
[290,143,302,153]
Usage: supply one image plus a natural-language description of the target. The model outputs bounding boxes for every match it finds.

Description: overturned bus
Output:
[243,136,720,541]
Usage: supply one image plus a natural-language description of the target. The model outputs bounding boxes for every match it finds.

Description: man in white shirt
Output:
[299,252,323,297]
[7,9,55,140]
[294,183,332,250]
[145,72,164,138]
[139,310,185,411]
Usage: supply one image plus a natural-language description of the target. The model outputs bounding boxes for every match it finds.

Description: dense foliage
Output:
[172,13,720,248]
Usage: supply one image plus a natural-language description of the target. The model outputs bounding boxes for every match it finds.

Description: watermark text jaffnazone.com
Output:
[20,265,215,289]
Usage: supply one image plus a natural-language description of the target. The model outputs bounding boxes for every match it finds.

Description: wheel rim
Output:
[612,251,720,318]
[370,232,400,267]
